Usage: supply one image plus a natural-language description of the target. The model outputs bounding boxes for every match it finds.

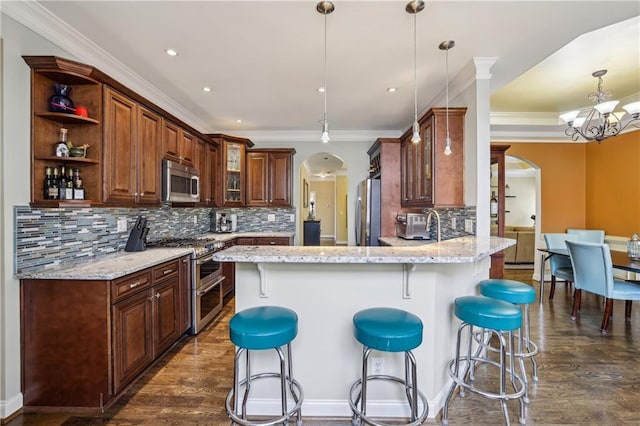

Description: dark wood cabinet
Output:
[162,120,195,166]
[103,87,161,206]
[21,255,190,409]
[368,138,401,237]
[208,135,254,207]
[24,56,104,207]
[401,107,466,208]
[490,144,511,279]
[246,148,295,207]
[303,220,321,246]
[195,137,220,206]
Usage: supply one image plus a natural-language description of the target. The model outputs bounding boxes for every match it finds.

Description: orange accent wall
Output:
[499,143,586,234]
[499,129,640,237]
[585,130,640,236]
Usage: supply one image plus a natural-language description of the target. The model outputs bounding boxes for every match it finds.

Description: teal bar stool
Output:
[442,296,526,426]
[225,306,303,426]
[478,279,539,403]
[349,307,428,426]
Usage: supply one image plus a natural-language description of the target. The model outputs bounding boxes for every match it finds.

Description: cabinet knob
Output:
[155,292,161,299]
[140,192,144,197]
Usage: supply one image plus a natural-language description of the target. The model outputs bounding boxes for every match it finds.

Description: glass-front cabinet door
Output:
[421,119,433,204]
[223,141,245,206]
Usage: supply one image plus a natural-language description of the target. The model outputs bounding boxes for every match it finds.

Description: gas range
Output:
[146,236,225,257]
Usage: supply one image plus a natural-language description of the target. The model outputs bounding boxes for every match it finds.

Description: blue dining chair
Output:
[566,229,605,243]
[566,240,640,334]
[543,233,578,300]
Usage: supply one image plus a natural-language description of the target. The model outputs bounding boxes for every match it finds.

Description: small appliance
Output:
[215,212,235,233]
[162,159,200,203]
[396,213,431,240]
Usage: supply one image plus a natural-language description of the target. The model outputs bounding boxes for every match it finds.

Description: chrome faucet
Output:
[424,209,441,242]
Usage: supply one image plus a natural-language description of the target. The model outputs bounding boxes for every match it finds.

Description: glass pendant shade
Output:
[443,137,452,155]
[559,110,580,124]
[321,121,330,143]
[594,100,619,115]
[572,117,586,127]
[411,122,420,143]
[622,101,640,116]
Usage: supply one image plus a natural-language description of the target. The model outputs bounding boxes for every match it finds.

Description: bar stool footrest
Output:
[348,375,429,426]
[447,357,525,401]
[225,372,304,426]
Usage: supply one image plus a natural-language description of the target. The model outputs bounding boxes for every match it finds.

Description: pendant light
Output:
[406,1,425,144]
[317,1,335,143]
[439,40,455,155]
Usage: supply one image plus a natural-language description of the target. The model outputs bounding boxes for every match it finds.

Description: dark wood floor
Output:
[7,269,640,425]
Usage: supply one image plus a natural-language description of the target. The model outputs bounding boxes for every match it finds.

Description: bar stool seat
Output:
[226,306,303,426]
[442,296,526,426]
[478,279,539,403]
[349,307,428,426]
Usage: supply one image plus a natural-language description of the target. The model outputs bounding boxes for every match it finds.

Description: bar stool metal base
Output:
[348,348,428,426]
[442,325,526,426]
[225,345,304,426]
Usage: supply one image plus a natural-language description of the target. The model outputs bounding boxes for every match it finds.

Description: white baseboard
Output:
[245,396,438,419]
[0,393,23,421]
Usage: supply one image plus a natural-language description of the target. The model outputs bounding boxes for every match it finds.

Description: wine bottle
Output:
[49,167,60,200]
[60,166,74,200]
[72,168,85,200]
[43,166,53,199]
[490,191,498,217]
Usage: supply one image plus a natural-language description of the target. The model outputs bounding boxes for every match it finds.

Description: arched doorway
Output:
[504,154,542,280]
[299,152,348,245]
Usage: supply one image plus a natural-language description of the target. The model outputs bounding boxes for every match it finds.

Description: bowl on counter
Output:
[69,147,86,158]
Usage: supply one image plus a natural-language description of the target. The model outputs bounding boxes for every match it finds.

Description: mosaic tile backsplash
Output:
[15,205,295,274]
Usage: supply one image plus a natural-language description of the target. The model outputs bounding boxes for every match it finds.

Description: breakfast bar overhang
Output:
[213,236,514,419]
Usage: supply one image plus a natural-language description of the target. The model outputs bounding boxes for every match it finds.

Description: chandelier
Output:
[559,69,640,142]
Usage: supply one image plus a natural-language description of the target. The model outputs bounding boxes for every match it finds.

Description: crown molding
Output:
[220,130,402,143]
[2,0,211,133]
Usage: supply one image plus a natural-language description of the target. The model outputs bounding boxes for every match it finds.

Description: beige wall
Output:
[310,179,335,238]
[335,175,348,244]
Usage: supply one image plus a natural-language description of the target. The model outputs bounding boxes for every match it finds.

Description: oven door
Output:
[193,256,224,334]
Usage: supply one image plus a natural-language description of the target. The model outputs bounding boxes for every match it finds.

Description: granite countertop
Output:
[213,236,516,264]
[17,231,295,280]
[378,236,436,247]
[18,248,193,280]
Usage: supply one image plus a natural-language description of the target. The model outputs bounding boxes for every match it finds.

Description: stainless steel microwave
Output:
[162,159,200,203]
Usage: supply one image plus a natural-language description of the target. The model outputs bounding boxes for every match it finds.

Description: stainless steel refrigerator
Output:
[355,178,381,246]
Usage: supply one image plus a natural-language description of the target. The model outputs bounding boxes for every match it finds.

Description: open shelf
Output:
[36,156,99,164]
[35,112,99,125]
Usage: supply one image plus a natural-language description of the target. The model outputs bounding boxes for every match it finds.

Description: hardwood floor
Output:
[7,269,640,425]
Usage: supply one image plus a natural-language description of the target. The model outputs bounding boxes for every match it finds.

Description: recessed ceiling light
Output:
[317,87,326,93]
[236,119,242,123]
[387,87,398,93]
[202,86,212,92]
[164,48,178,56]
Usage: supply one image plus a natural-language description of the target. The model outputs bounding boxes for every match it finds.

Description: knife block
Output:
[125,227,147,252]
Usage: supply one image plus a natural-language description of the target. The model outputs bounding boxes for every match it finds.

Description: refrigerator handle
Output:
[355,196,362,245]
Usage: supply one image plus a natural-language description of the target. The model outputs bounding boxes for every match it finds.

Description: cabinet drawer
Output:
[235,237,256,245]
[153,259,180,281]
[112,270,152,302]
[254,237,290,246]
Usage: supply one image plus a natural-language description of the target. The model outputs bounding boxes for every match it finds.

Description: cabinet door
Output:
[400,137,416,205]
[112,289,154,392]
[269,152,292,207]
[420,118,434,204]
[178,256,192,334]
[207,142,219,206]
[180,130,195,166]
[222,142,245,206]
[136,106,162,205]
[162,120,180,160]
[104,88,137,204]
[222,261,235,299]
[195,139,212,205]
[246,152,269,207]
[152,278,181,355]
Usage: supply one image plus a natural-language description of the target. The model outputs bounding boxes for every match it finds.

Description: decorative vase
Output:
[628,233,640,260]
[48,83,75,113]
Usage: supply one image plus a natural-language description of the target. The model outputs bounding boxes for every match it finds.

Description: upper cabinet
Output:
[103,87,162,206]
[209,134,254,207]
[194,137,219,206]
[162,120,195,166]
[401,107,466,208]
[246,148,296,207]
[24,56,104,207]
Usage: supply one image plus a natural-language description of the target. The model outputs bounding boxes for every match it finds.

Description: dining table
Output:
[538,247,640,303]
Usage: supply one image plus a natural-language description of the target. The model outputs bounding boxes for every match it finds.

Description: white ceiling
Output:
[7,0,637,144]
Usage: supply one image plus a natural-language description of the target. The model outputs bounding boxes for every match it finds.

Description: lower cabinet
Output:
[21,255,190,409]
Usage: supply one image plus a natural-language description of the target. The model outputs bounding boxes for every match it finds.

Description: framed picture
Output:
[303,179,309,208]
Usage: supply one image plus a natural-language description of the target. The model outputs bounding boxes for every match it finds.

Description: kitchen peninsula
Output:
[213,236,514,419]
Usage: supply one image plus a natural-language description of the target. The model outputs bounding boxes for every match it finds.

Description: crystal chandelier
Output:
[559,70,640,142]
